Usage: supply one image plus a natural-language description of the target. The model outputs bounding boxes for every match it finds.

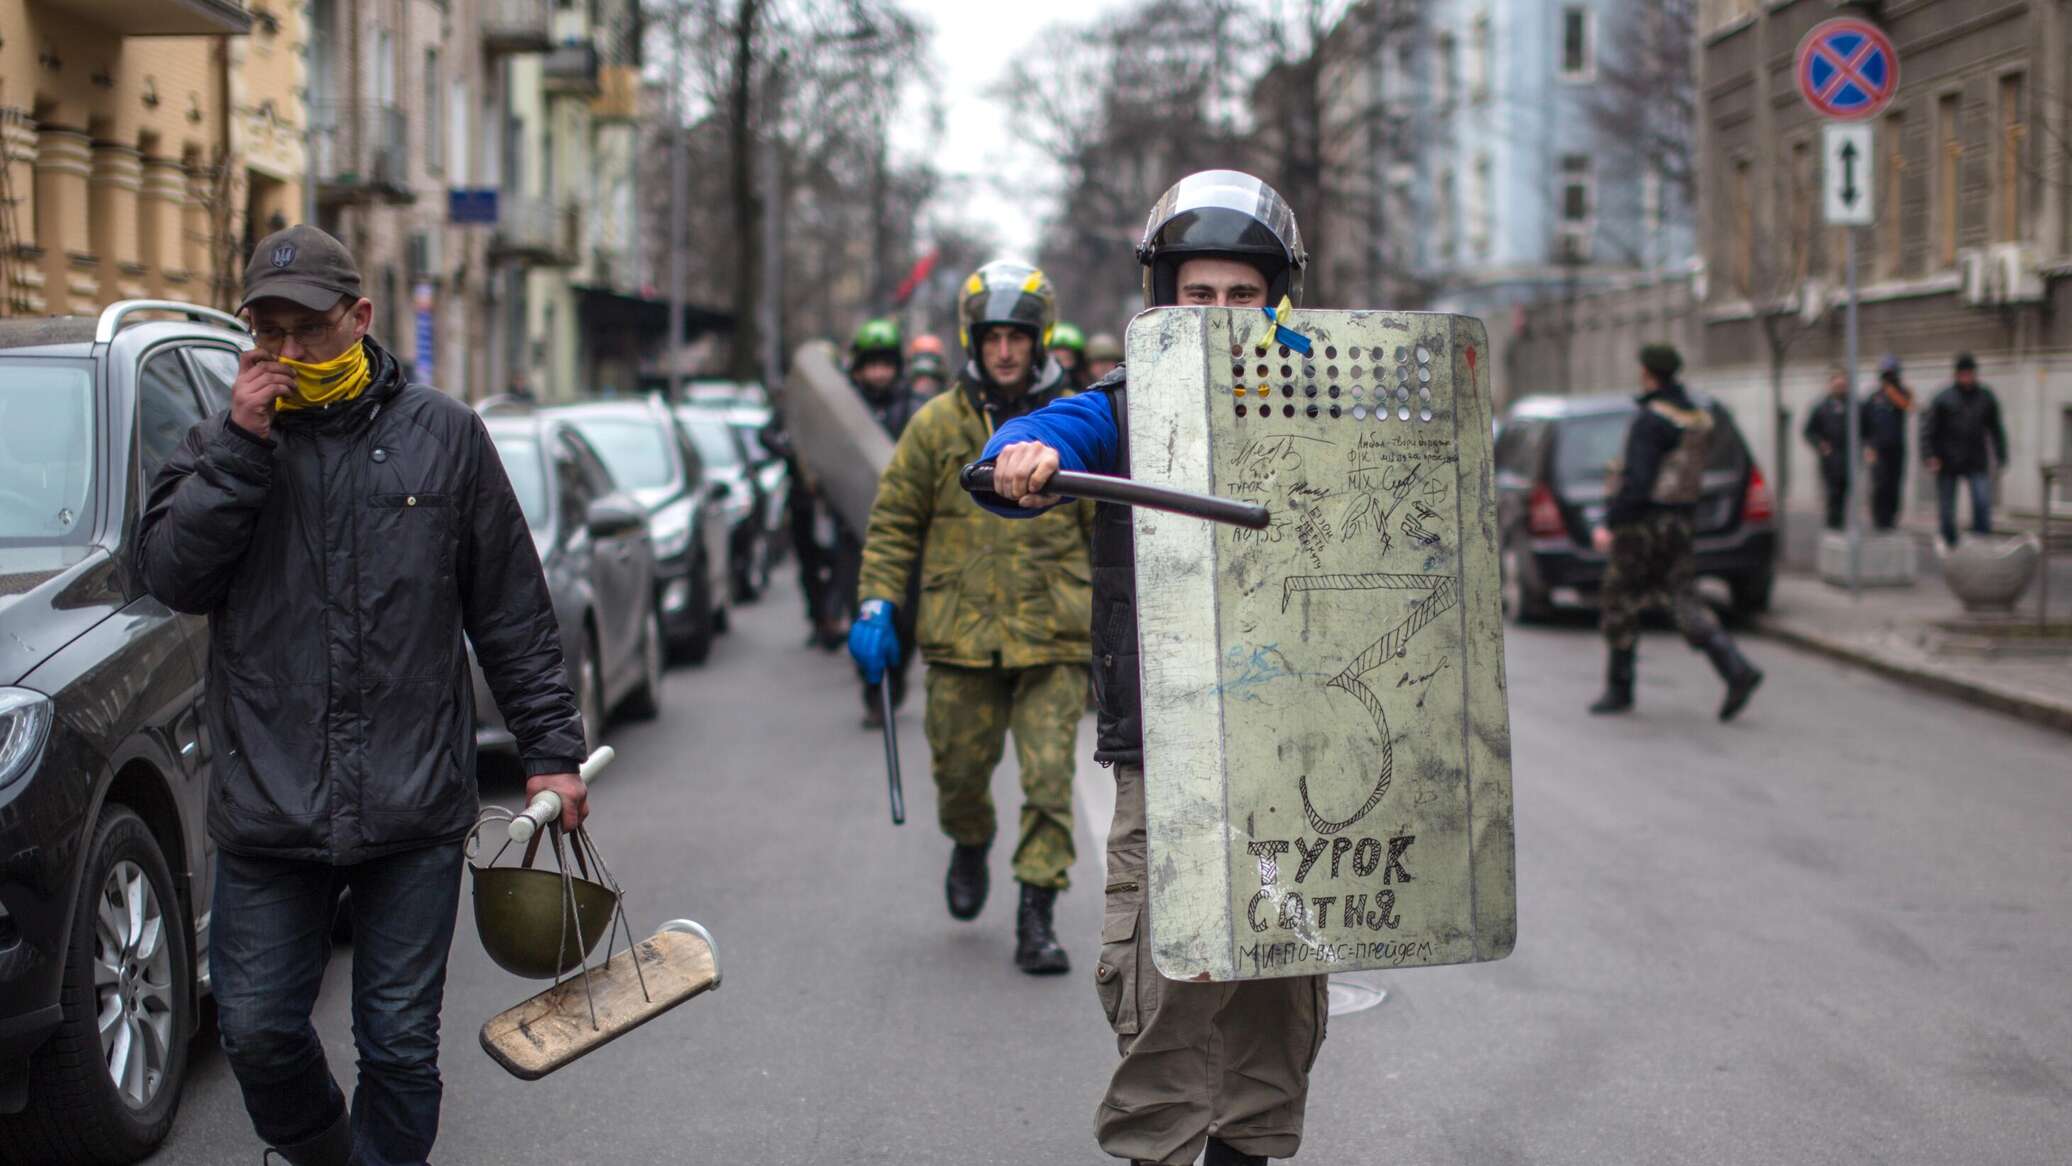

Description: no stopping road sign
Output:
[1797,18,1898,122]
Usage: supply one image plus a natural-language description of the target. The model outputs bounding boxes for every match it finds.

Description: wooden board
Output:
[1126,307,1516,982]
[480,929,718,1080]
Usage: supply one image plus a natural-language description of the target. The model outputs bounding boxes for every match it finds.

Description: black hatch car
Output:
[1495,393,1778,622]
[470,407,662,760]
[550,399,730,663]
[674,405,767,601]
[0,302,254,1163]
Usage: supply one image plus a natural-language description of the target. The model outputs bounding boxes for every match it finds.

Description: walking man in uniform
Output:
[977,172,1329,1166]
[848,261,1092,974]
[136,226,589,1165]
[1587,345,1764,721]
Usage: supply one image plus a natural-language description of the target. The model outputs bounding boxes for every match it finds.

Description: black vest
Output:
[1090,375,1141,765]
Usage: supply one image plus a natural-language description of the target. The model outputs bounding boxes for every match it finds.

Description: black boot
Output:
[1701,632,1763,721]
[1205,1137,1269,1166]
[1013,883,1071,975]
[1588,647,1635,715]
[945,842,989,920]
[265,1111,352,1166]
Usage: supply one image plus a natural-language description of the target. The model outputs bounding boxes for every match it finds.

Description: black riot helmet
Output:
[1138,170,1306,309]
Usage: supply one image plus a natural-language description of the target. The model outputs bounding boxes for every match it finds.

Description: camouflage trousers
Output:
[1599,509,1721,652]
[923,662,1084,890]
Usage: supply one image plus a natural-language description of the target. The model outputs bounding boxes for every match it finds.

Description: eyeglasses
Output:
[250,306,349,350]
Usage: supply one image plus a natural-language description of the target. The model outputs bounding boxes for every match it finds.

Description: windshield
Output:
[0,361,96,546]
[677,413,742,470]
[1551,411,1634,490]
[492,434,549,533]
[569,417,677,491]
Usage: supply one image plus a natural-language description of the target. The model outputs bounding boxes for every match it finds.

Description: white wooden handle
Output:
[508,746,614,843]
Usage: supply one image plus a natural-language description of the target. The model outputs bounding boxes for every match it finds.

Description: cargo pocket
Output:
[1095,884,1143,1036]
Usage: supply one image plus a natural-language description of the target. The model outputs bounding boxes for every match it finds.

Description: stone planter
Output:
[1940,534,2043,613]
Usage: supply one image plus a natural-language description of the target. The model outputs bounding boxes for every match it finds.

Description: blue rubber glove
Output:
[848,599,901,683]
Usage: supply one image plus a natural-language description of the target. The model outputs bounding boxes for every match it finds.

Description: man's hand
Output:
[1817,441,1833,458]
[525,772,590,832]
[1864,448,1878,465]
[993,441,1062,508]
[230,349,293,439]
[1925,456,1942,473]
[848,600,901,683]
[1591,525,1614,555]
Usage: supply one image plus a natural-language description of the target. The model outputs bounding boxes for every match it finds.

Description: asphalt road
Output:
[153,569,2072,1165]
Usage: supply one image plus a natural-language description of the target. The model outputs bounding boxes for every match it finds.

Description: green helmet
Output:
[909,350,947,380]
[851,317,903,369]
[957,259,1056,368]
[1049,321,1086,353]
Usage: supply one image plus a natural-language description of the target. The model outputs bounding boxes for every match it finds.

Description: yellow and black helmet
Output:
[956,260,1056,366]
[1138,170,1305,309]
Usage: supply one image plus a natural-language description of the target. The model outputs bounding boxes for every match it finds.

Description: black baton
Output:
[959,463,1270,530]
[878,679,905,826]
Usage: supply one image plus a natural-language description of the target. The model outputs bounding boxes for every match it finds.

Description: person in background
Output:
[1084,331,1123,382]
[909,332,950,398]
[1802,365,1852,531]
[844,317,923,723]
[1860,354,1914,532]
[1049,320,1089,391]
[1921,352,2009,548]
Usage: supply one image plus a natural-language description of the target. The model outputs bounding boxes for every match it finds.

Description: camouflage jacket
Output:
[858,372,1094,669]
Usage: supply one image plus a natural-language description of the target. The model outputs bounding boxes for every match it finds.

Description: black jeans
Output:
[212,841,465,1166]
[1870,455,1905,531]
[1936,470,1993,546]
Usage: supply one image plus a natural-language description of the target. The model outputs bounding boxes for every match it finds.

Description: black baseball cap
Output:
[240,224,363,313]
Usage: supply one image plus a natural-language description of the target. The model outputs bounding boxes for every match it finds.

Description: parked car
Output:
[549,399,731,663]
[1494,392,1777,623]
[675,406,767,600]
[723,403,791,571]
[0,301,254,1163]
[470,406,662,759]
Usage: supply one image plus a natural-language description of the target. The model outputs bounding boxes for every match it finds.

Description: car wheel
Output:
[622,608,664,721]
[578,632,607,749]
[673,566,715,665]
[1730,570,1775,618]
[730,544,759,603]
[0,807,193,1163]
[1501,541,1554,625]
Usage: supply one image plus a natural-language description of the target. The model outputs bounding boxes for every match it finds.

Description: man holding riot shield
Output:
[849,261,1094,974]
[973,173,1326,1166]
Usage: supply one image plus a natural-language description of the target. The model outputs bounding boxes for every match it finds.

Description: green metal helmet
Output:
[908,350,947,380]
[850,317,903,368]
[1049,321,1086,353]
[957,259,1056,366]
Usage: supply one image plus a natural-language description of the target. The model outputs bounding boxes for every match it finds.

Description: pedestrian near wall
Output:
[1803,366,1852,531]
[1860,355,1914,531]
[1921,352,2009,547]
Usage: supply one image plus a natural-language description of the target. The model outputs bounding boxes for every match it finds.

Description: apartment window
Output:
[1560,153,1593,259]
[1438,167,1457,261]
[1560,7,1594,81]
[1469,14,1492,103]
[449,79,469,185]
[423,49,443,173]
[1998,73,2026,243]
[1882,110,1906,276]
[1731,158,1753,291]
[1642,164,1663,248]
[1471,153,1493,254]
[1436,33,1456,109]
[1790,138,1820,275]
[1936,93,1960,266]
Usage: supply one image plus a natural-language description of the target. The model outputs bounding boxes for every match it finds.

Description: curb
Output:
[1755,618,2072,736]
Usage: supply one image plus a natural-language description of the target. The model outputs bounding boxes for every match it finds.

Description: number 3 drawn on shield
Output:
[1278,572,1459,835]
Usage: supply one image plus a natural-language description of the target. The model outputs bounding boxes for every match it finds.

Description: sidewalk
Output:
[1755,529,2072,734]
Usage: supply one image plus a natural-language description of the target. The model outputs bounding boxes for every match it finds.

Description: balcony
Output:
[542,40,602,98]
[490,197,578,267]
[43,0,251,35]
[310,103,413,205]
[482,0,552,54]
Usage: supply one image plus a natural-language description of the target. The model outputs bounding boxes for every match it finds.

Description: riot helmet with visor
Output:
[1138,170,1305,309]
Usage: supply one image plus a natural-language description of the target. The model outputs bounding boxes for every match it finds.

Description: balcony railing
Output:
[46,0,251,36]
[490,196,578,267]
[542,40,602,97]
[310,102,413,204]
[481,0,552,54]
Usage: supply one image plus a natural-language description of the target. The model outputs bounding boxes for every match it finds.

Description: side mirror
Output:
[707,479,731,503]
[586,496,646,537]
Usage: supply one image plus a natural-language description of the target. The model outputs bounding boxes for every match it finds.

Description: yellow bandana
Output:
[275,340,371,411]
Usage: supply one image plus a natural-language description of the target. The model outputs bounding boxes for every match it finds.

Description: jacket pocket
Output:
[1047,554,1094,640]
[915,562,963,657]
[362,492,459,679]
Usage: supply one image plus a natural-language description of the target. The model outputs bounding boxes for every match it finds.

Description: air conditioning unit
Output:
[1957,248,1992,306]
[407,231,442,280]
[1989,241,2044,303]
[1799,277,1831,323]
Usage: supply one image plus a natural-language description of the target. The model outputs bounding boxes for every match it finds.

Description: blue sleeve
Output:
[974,390,1121,517]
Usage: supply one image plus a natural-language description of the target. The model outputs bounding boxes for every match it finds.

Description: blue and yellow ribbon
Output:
[1261,295,1311,356]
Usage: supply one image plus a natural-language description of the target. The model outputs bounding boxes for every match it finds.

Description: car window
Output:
[568,435,616,500]
[1706,406,1748,472]
[567,416,677,491]
[555,433,597,536]
[1494,420,1537,476]
[491,433,549,533]
[186,345,241,414]
[139,349,208,493]
[0,359,96,545]
[1550,412,1633,489]
[678,413,742,470]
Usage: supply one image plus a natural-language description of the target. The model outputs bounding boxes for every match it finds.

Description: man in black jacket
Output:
[1586,345,1763,721]
[1922,352,2009,546]
[136,226,588,1166]
[1860,355,1914,531]
[1802,366,1852,530]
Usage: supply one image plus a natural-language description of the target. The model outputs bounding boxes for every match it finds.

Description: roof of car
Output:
[0,317,97,352]
[547,397,667,421]
[1507,393,1638,419]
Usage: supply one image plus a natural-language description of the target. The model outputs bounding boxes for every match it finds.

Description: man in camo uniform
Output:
[1589,344,1764,721]
[849,260,1094,975]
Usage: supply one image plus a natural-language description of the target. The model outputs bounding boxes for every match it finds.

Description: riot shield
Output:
[779,339,894,535]
[1127,307,1515,982]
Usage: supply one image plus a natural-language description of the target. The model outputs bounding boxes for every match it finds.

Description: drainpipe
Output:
[218,34,236,309]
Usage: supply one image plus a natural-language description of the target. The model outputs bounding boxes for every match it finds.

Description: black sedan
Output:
[0,303,252,1162]
[550,399,731,663]
[470,408,662,759]
[674,406,767,601]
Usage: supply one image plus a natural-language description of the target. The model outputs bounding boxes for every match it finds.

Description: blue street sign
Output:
[1796,18,1898,122]
[413,282,436,385]
[448,188,499,225]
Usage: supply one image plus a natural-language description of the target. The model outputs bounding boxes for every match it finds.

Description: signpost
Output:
[1799,18,1898,597]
